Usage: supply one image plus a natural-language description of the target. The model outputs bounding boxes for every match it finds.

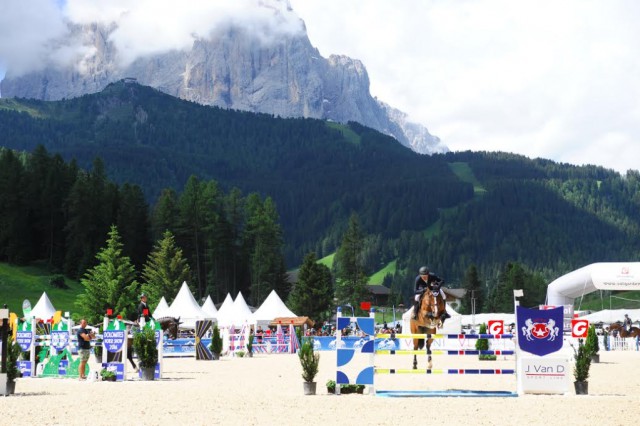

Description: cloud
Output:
[290,0,640,174]
[0,0,304,75]
[0,0,68,75]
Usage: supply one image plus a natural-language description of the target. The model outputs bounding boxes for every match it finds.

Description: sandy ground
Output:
[1,350,639,426]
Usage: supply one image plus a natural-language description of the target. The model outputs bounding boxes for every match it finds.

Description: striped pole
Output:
[376,333,514,339]
[375,368,516,375]
[376,349,515,356]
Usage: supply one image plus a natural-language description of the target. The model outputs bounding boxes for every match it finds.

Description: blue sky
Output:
[2,0,640,174]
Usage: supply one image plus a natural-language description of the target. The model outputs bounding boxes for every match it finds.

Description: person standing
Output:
[138,293,150,324]
[76,319,94,380]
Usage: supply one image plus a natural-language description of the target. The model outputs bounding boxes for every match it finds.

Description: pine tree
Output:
[141,230,192,309]
[287,252,333,322]
[76,225,139,323]
[245,195,289,305]
[334,213,369,314]
[461,264,483,315]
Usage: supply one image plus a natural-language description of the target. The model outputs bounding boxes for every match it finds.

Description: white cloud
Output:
[290,0,640,174]
[0,0,304,73]
[2,0,640,173]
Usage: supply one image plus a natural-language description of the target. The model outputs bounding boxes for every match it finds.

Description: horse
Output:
[409,287,447,370]
[106,317,181,370]
[608,322,640,338]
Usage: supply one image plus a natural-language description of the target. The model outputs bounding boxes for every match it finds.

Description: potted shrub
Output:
[298,338,319,395]
[475,323,496,360]
[573,339,591,395]
[2,334,21,395]
[100,368,117,382]
[209,324,223,360]
[584,324,600,363]
[326,379,336,394]
[246,330,254,358]
[133,327,158,381]
[236,350,245,358]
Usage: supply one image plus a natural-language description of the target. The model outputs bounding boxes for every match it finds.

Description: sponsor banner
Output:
[517,306,563,356]
[571,319,589,338]
[488,320,504,335]
[102,362,125,381]
[51,330,69,351]
[16,331,33,351]
[58,359,68,376]
[17,361,32,377]
[519,356,570,394]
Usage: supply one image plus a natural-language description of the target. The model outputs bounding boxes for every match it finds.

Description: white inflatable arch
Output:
[546,262,640,306]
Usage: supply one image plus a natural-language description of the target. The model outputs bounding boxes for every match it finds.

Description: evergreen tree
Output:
[0,149,31,263]
[141,230,192,310]
[76,225,139,323]
[461,264,483,315]
[177,175,207,298]
[151,188,180,241]
[287,252,333,323]
[116,183,152,271]
[245,195,289,305]
[334,213,369,314]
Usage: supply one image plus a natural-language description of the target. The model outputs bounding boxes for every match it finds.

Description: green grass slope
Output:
[0,263,82,315]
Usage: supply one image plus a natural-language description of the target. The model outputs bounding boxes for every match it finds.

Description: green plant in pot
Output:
[100,368,117,382]
[209,324,223,360]
[475,323,496,360]
[133,327,158,380]
[584,324,599,363]
[326,379,336,394]
[298,338,319,395]
[2,334,22,395]
[573,339,591,395]
[246,330,254,358]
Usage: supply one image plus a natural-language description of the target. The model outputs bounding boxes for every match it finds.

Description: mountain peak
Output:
[0,6,445,154]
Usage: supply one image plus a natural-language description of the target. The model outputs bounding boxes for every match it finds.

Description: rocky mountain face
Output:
[1,18,446,154]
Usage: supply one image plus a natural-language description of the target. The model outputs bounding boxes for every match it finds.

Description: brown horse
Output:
[608,322,640,338]
[410,288,447,369]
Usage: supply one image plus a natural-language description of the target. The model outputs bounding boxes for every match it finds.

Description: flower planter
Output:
[574,380,588,395]
[303,381,316,395]
[140,367,155,381]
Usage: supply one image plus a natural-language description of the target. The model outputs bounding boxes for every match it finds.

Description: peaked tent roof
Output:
[30,292,57,320]
[152,296,170,319]
[251,290,296,326]
[217,291,253,328]
[201,295,218,319]
[167,282,207,329]
[215,293,234,324]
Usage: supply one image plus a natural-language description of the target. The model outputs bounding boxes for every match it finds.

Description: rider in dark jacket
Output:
[413,266,449,320]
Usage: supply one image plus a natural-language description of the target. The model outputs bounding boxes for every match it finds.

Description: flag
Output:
[517,306,563,356]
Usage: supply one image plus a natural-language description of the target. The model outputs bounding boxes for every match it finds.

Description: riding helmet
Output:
[419,266,429,275]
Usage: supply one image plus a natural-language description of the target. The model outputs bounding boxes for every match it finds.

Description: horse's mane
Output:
[154,316,179,323]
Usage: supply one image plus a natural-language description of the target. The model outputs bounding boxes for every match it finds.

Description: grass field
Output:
[0,262,82,315]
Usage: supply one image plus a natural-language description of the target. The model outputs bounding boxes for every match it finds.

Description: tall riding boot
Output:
[413,300,420,320]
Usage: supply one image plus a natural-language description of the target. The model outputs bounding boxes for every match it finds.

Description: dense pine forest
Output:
[1,81,640,315]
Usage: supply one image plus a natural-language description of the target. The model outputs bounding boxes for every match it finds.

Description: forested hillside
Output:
[2,81,640,311]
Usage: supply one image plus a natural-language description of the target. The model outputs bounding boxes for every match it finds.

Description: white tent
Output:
[217,291,253,328]
[201,295,218,319]
[29,292,57,320]
[459,313,516,327]
[250,290,296,327]
[215,293,234,325]
[546,262,640,306]
[580,309,640,325]
[152,296,170,319]
[167,282,208,329]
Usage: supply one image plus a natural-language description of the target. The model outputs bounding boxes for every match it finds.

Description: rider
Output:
[412,266,450,320]
[137,293,151,324]
[623,313,632,334]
